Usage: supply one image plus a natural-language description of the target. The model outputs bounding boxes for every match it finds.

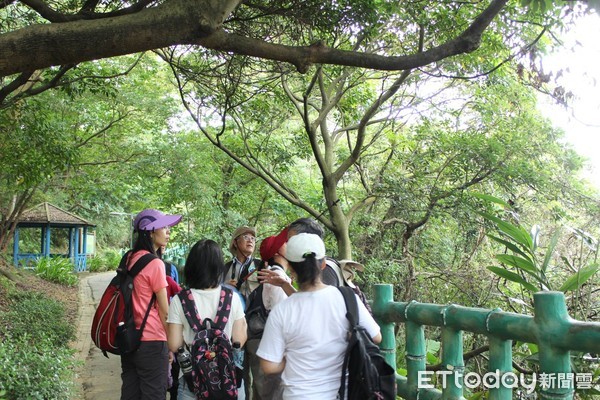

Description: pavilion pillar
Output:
[42,225,51,257]
[13,228,19,266]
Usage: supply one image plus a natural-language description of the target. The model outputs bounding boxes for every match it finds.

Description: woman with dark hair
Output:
[167,239,248,400]
[121,208,182,400]
[256,233,381,399]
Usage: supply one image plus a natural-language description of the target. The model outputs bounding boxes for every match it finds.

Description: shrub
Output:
[0,290,78,399]
[86,255,103,272]
[100,249,123,271]
[0,335,77,399]
[1,291,75,347]
[34,257,78,286]
[87,249,122,272]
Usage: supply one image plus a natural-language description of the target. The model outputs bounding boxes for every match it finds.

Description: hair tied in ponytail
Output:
[302,251,316,259]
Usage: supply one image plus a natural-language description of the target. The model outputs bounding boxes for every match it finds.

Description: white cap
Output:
[285,233,326,262]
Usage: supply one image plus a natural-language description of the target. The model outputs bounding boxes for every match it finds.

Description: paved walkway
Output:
[73,271,121,400]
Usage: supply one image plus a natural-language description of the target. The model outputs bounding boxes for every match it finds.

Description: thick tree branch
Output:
[1,0,508,77]
[198,0,507,74]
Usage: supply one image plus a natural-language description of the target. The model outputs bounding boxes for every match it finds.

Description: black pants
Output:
[121,341,169,400]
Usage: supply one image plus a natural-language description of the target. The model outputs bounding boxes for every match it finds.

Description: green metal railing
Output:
[371,284,600,400]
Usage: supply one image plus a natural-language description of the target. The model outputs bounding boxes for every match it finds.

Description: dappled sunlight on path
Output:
[73,272,121,400]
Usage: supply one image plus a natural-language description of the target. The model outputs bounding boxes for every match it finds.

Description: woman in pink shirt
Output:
[120,208,182,400]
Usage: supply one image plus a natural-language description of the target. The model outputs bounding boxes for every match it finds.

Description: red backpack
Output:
[91,251,157,357]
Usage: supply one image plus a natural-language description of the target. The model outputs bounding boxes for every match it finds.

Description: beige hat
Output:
[229,226,256,255]
[339,259,364,289]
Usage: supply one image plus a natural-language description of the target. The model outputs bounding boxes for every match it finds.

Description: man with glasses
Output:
[225,226,263,302]
[224,226,263,400]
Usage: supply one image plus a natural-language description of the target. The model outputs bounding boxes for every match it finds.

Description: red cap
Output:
[259,227,289,261]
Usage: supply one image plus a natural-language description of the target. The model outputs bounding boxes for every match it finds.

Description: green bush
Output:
[0,335,77,399]
[86,255,104,272]
[100,249,123,271]
[34,257,78,286]
[1,291,75,347]
[87,249,123,272]
[0,289,78,399]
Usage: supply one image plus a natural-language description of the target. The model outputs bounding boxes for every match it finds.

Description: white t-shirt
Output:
[168,286,245,346]
[256,285,380,400]
[262,266,291,311]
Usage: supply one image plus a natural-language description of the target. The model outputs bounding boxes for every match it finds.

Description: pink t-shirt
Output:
[127,250,168,341]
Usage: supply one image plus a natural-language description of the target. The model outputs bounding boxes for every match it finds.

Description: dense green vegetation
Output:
[0,274,78,399]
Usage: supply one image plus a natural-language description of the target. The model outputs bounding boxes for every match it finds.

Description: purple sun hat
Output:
[133,209,182,232]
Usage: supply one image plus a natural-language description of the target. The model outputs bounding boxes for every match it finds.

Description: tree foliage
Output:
[0,1,598,322]
[0,54,182,250]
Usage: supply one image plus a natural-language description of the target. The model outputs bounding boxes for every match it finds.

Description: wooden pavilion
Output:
[12,202,96,271]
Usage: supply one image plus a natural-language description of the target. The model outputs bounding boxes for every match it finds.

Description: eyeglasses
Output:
[238,234,256,243]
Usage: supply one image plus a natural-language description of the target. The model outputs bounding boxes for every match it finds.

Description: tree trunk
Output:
[401,228,415,301]
[330,211,351,260]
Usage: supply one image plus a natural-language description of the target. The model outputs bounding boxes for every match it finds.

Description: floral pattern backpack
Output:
[177,287,237,399]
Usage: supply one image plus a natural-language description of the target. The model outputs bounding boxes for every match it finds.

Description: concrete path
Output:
[73,271,121,400]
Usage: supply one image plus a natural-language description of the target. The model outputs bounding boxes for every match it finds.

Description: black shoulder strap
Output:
[338,285,359,400]
[130,253,157,277]
[338,285,359,327]
[225,260,233,280]
[164,260,171,277]
[115,252,157,335]
[178,286,233,332]
[213,286,233,330]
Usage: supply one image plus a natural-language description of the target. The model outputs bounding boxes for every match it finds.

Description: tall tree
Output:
[158,0,579,259]
[165,46,412,258]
